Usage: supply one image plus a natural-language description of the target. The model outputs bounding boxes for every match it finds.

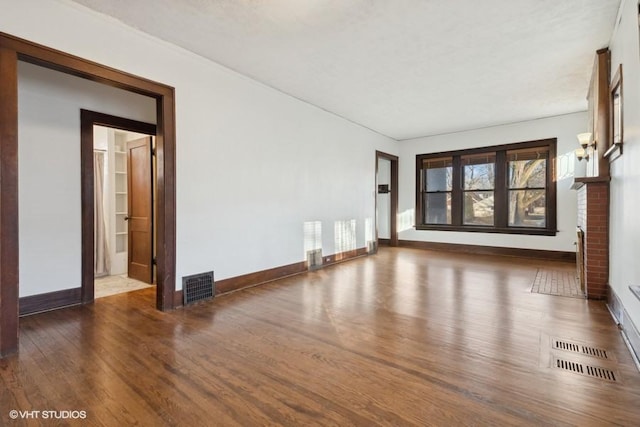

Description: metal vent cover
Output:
[553,357,618,382]
[183,271,214,305]
[552,339,610,360]
[307,249,322,271]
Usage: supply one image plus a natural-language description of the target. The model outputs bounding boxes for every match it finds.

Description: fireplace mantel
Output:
[571,176,611,190]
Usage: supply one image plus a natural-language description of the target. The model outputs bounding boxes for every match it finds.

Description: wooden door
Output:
[127,137,153,283]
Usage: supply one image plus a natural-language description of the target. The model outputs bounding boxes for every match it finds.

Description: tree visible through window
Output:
[463,153,495,226]
[422,157,452,224]
[416,139,556,236]
[508,148,547,228]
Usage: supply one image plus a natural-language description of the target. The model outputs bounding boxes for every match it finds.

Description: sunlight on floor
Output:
[94,275,153,298]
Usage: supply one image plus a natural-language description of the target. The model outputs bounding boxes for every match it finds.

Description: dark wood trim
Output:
[82,110,157,134]
[0,31,177,356]
[606,63,623,160]
[451,155,462,226]
[322,247,368,266]
[417,138,556,159]
[416,138,557,235]
[378,238,391,246]
[594,49,611,175]
[80,110,157,304]
[212,247,368,297]
[0,33,171,98]
[375,151,399,246]
[494,150,507,227]
[413,225,558,236]
[547,137,558,233]
[398,240,576,262]
[19,288,82,317]
[574,176,611,184]
[390,156,398,246]
[156,91,177,311]
[0,46,19,357]
[215,262,308,295]
[571,175,612,190]
[415,154,423,228]
[174,290,184,308]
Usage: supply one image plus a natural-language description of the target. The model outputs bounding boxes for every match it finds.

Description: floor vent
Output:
[183,271,214,305]
[553,339,610,359]
[581,346,609,359]
[554,358,618,382]
[553,340,579,353]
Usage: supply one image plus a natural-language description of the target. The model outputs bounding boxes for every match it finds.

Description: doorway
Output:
[375,151,399,247]
[92,123,156,299]
[81,110,157,303]
[0,32,177,356]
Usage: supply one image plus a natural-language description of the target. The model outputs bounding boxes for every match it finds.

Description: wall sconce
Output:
[577,132,594,149]
[575,147,589,161]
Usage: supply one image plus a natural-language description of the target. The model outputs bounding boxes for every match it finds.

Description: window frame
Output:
[415,138,557,236]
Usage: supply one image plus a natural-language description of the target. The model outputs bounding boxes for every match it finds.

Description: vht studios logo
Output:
[9,410,87,420]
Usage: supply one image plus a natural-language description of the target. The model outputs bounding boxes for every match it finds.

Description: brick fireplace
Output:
[574,177,610,299]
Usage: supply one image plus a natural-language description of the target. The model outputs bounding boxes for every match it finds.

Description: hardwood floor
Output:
[2,247,639,426]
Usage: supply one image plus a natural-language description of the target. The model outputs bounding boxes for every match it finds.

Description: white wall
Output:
[398,112,587,252]
[18,61,156,297]
[608,0,640,335]
[5,0,397,295]
[376,158,391,239]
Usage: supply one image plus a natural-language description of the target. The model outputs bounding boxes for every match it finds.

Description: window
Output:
[416,139,556,235]
[507,147,547,228]
[462,153,495,226]
[422,157,452,224]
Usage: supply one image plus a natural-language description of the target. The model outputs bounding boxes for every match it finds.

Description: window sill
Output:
[414,225,557,236]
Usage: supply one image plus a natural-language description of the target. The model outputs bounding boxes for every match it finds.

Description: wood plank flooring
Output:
[1,247,639,426]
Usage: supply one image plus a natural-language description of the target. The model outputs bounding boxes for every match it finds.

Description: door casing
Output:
[81,111,157,302]
[0,32,176,357]
[375,151,399,247]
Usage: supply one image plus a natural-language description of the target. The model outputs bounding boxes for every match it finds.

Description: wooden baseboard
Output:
[398,240,576,262]
[19,287,82,316]
[176,247,369,303]
[322,247,368,266]
[174,290,184,308]
[215,261,308,295]
[378,238,391,246]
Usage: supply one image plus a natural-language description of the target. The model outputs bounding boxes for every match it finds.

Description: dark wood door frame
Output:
[375,151,399,247]
[81,111,157,303]
[0,32,177,357]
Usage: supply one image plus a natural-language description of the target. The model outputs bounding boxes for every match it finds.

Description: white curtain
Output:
[94,151,111,276]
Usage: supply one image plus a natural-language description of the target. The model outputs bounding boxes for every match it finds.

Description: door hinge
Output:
[152,257,157,265]
[151,147,156,156]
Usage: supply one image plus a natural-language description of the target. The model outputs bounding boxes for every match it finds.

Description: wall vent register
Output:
[183,271,215,305]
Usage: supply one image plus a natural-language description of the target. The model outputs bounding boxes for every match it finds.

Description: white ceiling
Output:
[71,0,620,140]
